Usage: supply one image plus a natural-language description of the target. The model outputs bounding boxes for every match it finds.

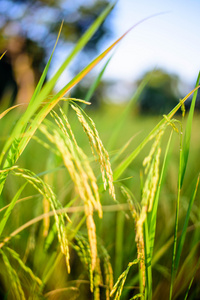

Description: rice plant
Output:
[0,4,200,300]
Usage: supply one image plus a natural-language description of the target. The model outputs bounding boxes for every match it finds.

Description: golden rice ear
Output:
[85,201,97,271]
[39,106,105,273]
[70,103,116,201]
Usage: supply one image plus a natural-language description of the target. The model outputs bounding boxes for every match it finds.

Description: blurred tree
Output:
[137,69,181,114]
[0,0,113,105]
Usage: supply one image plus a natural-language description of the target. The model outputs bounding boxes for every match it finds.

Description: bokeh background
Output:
[0,0,200,112]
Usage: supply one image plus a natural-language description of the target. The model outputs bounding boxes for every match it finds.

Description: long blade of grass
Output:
[113,85,200,181]
[84,55,113,105]
[107,72,150,150]
[180,72,200,187]
[13,15,164,162]
[174,174,199,274]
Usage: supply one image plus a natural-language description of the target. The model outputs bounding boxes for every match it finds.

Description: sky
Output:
[101,0,200,90]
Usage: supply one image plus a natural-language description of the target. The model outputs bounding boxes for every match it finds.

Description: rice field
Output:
[0,5,200,299]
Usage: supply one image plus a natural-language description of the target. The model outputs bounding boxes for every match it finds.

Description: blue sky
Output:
[102,0,200,89]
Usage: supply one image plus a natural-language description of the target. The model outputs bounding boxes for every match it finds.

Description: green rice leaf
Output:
[107,72,150,150]
[85,56,113,103]
[180,72,200,187]
[6,246,42,286]
[174,174,199,274]
[81,55,113,111]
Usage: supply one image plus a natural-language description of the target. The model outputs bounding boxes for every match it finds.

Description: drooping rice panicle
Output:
[59,105,79,147]
[93,256,103,300]
[74,234,94,292]
[70,103,116,200]
[47,110,102,216]
[11,167,71,273]
[43,195,50,238]
[52,127,101,215]
[38,108,104,272]
[142,146,161,212]
[43,159,55,238]
[0,249,26,300]
[143,129,164,174]
[5,246,42,286]
[84,201,98,271]
[110,260,139,300]
[100,245,114,300]
[104,259,114,300]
